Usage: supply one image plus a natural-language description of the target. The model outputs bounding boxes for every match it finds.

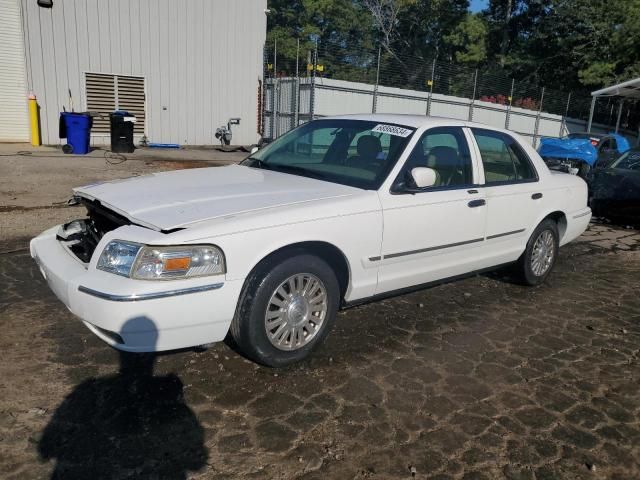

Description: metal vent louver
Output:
[85,73,145,134]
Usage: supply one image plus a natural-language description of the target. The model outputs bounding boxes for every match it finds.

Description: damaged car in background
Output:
[31,114,591,367]
[590,147,640,226]
[538,132,630,178]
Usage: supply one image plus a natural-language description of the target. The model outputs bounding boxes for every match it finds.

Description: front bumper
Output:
[30,226,243,352]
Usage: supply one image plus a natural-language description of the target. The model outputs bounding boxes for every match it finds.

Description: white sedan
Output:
[31,115,591,366]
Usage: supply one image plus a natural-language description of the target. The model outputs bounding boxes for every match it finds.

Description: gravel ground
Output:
[0,147,639,479]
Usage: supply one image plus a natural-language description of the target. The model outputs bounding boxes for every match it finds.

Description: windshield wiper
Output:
[243,157,271,170]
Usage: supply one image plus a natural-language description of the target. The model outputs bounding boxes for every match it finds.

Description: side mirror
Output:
[410,167,438,188]
[250,146,259,155]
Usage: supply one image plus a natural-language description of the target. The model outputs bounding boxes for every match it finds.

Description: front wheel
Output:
[515,219,559,286]
[230,253,340,367]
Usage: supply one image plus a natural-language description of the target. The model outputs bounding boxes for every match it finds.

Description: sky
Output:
[469,0,488,12]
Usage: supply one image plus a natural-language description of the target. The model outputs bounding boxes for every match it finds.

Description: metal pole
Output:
[560,92,571,137]
[587,96,596,133]
[468,69,478,121]
[310,39,318,121]
[260,45,267,139]
[505,78,515,129]
[533,87,545,148]
[271,39,278,139]
[615,98,624,133]
[294,39,300,128]
[426,59,436,116]
[372,47,381,113]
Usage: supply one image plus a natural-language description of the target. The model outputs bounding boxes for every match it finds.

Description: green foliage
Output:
[266,0,640,94]
[444,13,488,65]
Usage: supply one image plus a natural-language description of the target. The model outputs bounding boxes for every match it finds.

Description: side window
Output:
[402,127,473,188]
[472,129,537,184]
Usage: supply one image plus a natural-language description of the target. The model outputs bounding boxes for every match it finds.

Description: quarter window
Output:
[472,129,537,184]
[400,127,473,188]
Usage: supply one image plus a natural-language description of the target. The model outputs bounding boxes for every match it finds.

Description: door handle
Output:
[467,189,479,194]
[531,193,543,200]
[468,199,486,208]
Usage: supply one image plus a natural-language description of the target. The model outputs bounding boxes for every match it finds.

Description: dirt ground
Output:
[1,146,639,479]
[0,144,245,252]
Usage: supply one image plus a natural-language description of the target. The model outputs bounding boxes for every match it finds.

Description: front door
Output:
[376,126,487,294]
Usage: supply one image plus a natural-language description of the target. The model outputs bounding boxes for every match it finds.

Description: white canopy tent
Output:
[587,77,640,140]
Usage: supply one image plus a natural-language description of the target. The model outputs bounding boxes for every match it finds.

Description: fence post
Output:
[426,59,436,116]
[310,40,317,121]
[260,45,267,139]
[294,39,300,129]
[271,40,278,139]
[372,47,381,113]
[533,87,545,147]
[560,92,571,137]
[505,78,515,129]
[468,69,478,121]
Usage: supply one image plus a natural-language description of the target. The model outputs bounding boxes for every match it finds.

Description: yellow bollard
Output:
[28,93,41,146]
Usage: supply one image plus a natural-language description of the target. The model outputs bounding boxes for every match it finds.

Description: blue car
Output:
[538,132,631,178]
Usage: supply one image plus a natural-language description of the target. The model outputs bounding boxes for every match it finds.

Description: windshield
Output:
[610,149,640,171]
[242,119,416,189]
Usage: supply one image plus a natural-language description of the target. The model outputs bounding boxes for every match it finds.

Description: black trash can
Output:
[109,111,135,153]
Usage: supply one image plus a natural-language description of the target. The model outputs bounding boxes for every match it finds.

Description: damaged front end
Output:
[538,137,597,177]
[56,197,134,263]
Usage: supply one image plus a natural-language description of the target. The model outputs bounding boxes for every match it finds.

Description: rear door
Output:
[470,128,542,264]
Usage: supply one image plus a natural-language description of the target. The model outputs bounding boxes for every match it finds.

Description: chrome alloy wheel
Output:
[264,273,328,351]
[531,230,555,276]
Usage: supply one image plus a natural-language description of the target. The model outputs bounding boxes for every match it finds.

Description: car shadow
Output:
[38,317,208,479]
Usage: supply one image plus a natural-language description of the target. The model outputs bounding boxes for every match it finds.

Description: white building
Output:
[0,0,267,146]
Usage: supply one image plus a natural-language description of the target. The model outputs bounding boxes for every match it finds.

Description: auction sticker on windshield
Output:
[371,124,413,137]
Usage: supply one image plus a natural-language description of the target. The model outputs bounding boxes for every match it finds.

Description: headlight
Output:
[97,241,225,280]
[97,240,142,277]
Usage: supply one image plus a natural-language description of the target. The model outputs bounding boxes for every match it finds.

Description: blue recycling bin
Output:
[60,112,92,154]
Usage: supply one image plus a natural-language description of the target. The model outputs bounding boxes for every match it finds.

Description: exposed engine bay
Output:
[56,197,134,263]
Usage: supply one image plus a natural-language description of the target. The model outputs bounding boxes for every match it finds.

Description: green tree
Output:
[266,0,376,79]
[444,13,488,65]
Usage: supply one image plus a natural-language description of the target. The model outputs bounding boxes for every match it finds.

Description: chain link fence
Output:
[262,40,640,146]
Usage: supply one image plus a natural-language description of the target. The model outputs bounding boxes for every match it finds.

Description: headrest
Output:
[428,146,460,168]
[357,135,382,159]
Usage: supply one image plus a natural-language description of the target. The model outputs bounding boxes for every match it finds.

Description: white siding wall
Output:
[0,0,30,142]
[20,0,266,146]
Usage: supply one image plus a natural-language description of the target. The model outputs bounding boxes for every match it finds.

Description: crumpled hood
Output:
[74,164,359,230]
[538,137,598,166]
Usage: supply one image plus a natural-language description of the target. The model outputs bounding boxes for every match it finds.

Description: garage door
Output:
[0,0,29,142]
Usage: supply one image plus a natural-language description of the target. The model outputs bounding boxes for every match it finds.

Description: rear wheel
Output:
[230,253,339,367]
[515,219,559,286]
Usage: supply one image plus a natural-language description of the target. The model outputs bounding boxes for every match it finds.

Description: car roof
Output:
[323,113,507,131]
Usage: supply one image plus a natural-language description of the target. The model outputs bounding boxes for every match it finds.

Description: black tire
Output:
[230,253,340,367]
[515,219,559,286]
[578,162,591,179]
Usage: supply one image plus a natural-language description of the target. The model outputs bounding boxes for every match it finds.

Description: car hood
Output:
[538,137,598,166]
[73,164,360,230]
